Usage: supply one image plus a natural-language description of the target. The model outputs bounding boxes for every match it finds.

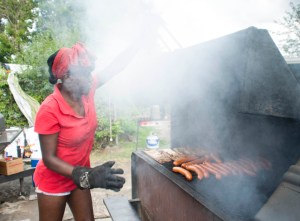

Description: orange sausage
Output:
[239,159,259,172]
[257,157,272,170]
[181,157,208,167]
[172,167,193,181]
[217,162,238,175]
[210,153,223,163]
[205,162,229,176]
[233,161,256,177]
[201,164,222,180]
[194,164,210,179]
[227,162,255,176]
[185,165,204,180]
[173,156,199,166]
[225,162,243,175]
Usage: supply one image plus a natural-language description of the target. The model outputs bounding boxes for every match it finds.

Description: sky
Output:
[149,0,293,50]
[81,0,295,61]
[79,0,297,100]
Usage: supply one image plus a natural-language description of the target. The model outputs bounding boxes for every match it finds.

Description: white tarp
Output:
[5,127,41,158]
[7,69,40,127]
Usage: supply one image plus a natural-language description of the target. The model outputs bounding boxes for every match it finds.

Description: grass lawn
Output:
[90,125,170,164]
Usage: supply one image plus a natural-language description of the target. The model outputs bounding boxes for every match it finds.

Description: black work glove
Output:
[72,161,125,191]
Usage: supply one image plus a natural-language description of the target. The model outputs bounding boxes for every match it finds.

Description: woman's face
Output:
[63,67,92,96]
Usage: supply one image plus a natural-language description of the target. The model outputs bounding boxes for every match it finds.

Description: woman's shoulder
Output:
[40,94,58,108]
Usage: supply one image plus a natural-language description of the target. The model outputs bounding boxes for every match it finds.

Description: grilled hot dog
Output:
[173,156,199,166]
[172,167,193,181]
[184,165,204,180]
[201,164,222,180]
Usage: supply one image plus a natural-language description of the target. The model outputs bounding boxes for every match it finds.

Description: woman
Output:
[34,42,139,221]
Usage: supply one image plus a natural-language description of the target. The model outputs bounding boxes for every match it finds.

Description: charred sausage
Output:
[172,167,193,181]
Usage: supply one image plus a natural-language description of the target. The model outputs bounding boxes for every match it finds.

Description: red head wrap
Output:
[51,42,95,79]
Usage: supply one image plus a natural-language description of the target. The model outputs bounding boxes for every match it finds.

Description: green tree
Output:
[35,0,83,43]
[16,0,85,103]
[0,0,84,126]
[0,0,38,63]
[276,2,300,57]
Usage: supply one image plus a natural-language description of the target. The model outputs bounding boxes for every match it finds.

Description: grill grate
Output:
[162,161,274,220]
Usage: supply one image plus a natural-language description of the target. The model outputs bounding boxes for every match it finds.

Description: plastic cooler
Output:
[146,134,159,149]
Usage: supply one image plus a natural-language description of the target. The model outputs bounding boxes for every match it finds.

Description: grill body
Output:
[131,27,300,221]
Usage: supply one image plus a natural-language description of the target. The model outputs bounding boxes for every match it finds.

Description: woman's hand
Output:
[72,161,126,191]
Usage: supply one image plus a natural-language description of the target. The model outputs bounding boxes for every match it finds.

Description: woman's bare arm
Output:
[38,133,74,177]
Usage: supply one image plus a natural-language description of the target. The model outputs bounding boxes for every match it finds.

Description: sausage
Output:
[181,156,209,167]
[240,164,257,176]
[173,156,199,166]
[172,167,193,181]
[200,164,222,180]
[239,159,259,172]
[231,162,256,176]
[257,157,272,170]
[238,159,258,174]
[218,162,239,175]
[225,162,244,175]
[210,153,223,163]
[185,165,204,180]
[194,164,210,179]
[205,162,229,176]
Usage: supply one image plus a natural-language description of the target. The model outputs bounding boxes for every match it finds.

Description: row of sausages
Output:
[172,156,271,181]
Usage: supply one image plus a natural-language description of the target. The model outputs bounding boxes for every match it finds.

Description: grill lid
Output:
[167,27,300,120]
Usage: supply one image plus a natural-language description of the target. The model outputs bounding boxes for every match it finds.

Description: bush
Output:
[94,117,123,149]
[118,117,138,142]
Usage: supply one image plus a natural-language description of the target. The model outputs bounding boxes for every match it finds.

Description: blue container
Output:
[31,159,39,168]
[31,159,39,187]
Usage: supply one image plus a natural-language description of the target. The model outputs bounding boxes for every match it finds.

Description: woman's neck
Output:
[60,86,85,116]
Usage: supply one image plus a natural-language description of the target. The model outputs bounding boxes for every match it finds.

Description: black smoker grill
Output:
[131,27,300,221]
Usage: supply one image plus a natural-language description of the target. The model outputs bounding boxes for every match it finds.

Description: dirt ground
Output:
[0,159,132,221]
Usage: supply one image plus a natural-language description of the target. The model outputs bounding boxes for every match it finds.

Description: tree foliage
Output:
[276,1,300,57]
[0,0,84,127]
[16,0,84,103]
[0,0,38,63]
[35,0,83,43]
[0,0,141,148]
